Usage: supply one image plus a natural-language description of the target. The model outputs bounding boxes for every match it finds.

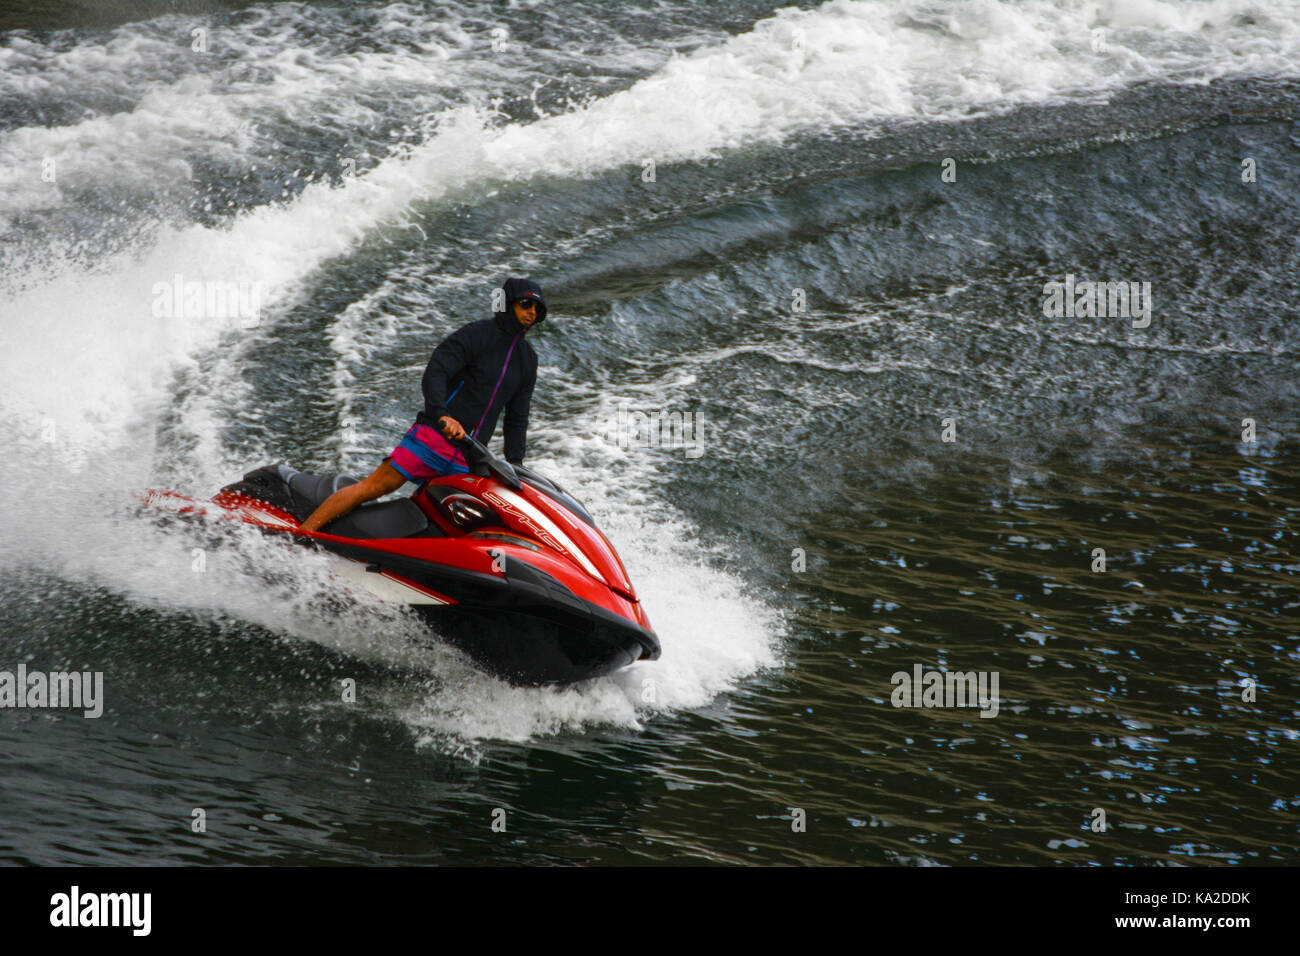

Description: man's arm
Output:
[421,325,475,425]
[502,361,536,465]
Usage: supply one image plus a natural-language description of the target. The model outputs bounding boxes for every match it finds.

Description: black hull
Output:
[417,606,647,685]
[320,540,659,686]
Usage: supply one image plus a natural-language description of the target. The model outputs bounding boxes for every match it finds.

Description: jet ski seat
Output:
[274,465,432,539]
[221,464,435,539]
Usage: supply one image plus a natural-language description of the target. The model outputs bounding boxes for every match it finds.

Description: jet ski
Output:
[144,437,659,685]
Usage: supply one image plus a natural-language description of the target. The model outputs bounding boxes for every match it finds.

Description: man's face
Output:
[512,298,540,326]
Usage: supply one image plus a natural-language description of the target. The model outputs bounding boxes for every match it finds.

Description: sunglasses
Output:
[516,299,538,310]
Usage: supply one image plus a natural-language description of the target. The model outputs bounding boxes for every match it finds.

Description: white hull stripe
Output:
[328,555,451,606]
[240,504,296,528]
[481,488,605,583]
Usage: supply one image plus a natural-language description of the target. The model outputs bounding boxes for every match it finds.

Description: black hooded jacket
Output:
[414,278,546,464]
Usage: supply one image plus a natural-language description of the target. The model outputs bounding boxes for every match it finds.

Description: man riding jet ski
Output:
[145,278,659,685]
[301,276,547,534]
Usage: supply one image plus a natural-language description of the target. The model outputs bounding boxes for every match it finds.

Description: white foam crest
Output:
[482,0,1300,177]
[396,498,782,744]
[0,5,474,226]
[0,106,495,456]
[0,3,471,117]
[0,82,253,225]
[0,446,446,670]
[0,0,704,231]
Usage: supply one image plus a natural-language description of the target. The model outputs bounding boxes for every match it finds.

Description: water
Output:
[0,0,1296,865]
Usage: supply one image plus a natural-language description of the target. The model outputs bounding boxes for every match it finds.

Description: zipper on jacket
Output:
[473,329,525,440]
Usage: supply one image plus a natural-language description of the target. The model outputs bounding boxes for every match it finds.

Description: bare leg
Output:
[298,461,409,533]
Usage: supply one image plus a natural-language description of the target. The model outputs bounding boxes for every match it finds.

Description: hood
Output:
[495,277,547,328]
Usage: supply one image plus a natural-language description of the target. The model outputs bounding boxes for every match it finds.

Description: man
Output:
[298,277,545,533]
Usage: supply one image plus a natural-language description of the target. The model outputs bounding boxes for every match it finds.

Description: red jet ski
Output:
[145,437,660,685]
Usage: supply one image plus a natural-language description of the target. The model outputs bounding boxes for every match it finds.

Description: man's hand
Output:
[438,416,467,441]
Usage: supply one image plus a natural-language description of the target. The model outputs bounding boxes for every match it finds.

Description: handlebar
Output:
[454,434,523,491]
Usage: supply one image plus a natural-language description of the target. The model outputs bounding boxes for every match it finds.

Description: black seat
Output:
[322,498,431,539]
[275,465,432,539]
[286,471,362,509]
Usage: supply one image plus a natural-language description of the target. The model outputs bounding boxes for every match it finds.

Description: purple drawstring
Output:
[472,328,524,441]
